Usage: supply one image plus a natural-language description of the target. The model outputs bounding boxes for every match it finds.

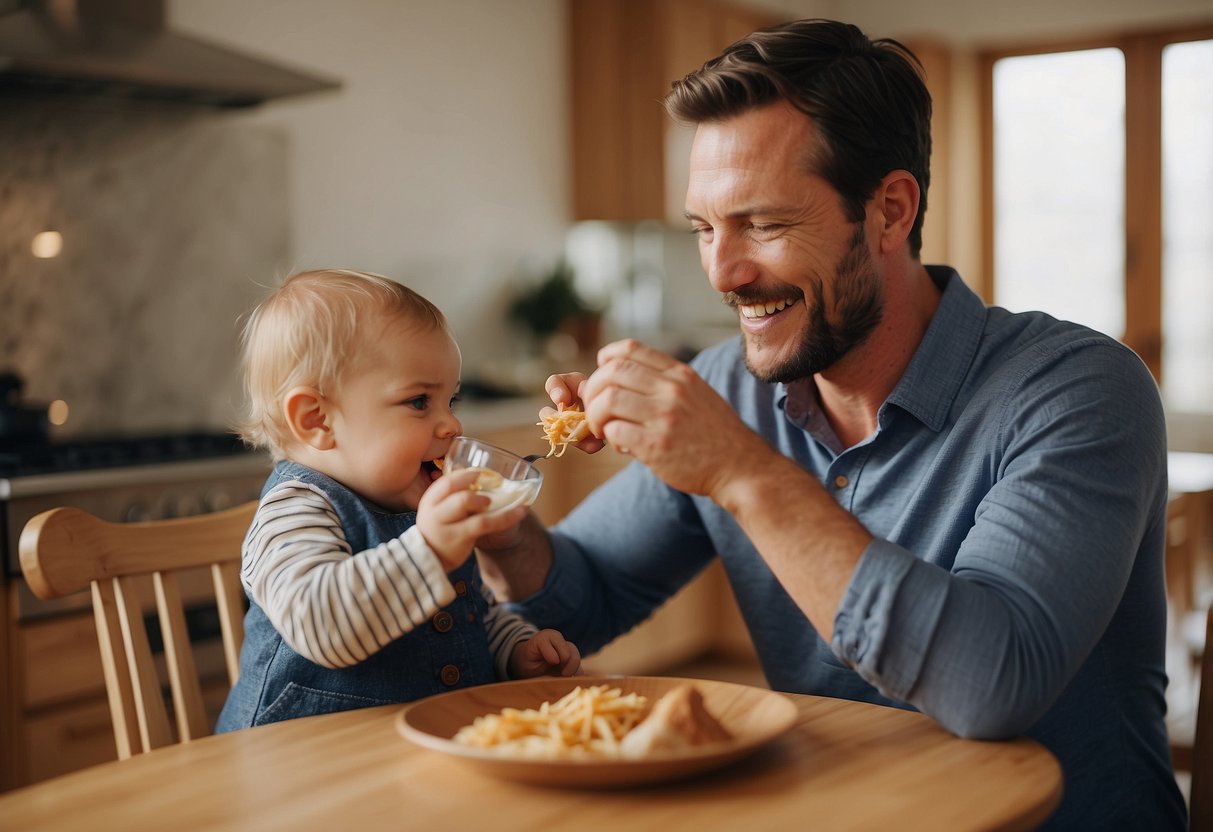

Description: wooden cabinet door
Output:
[570,0,667,221]
[569,0,783,223]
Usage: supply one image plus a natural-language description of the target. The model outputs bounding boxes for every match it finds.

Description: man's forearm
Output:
[715,452,871,641]
[474,512,555,602]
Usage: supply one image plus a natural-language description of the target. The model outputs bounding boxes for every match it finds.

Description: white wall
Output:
[170,0,571,374]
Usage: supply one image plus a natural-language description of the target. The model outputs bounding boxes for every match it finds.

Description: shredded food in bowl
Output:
[454,684,648,759]
[452,682,732,760]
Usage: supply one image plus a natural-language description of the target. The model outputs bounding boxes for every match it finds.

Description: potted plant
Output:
[507,260,602,354]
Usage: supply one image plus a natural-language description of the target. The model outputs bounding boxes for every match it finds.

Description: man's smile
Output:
[737,297,800,320]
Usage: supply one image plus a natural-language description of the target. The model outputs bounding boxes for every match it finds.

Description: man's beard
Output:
[737,224,884,384]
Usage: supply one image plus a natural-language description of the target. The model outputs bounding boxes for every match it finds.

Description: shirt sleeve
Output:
[832,340,1169,738]
[479,583,538,679]
[510,460,718,655]
[242,481,456,668]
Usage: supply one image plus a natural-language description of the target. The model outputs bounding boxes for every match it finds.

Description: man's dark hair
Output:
[665,19,932,259]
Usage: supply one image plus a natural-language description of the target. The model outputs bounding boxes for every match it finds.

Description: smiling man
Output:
[476,19,1184,829]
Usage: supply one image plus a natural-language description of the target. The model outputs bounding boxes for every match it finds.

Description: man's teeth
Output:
[738,298,793,319]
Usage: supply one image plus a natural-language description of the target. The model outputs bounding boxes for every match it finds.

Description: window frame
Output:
[979,22,1213,384]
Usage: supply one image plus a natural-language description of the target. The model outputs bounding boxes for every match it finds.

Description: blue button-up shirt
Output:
[514,267,1184,829]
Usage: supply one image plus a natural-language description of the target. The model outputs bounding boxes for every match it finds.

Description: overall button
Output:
[453,580,468,597]
[432,611,454,633]
[834,475,849,489]
[439,664,461,686]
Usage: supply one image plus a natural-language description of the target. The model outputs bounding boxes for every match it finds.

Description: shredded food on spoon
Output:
[537,402,591,458]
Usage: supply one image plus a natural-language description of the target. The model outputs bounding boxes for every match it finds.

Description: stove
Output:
[0,431,254,479]
[2,432,271,617]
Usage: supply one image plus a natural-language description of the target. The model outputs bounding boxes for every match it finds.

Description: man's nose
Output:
[702,231,758,294]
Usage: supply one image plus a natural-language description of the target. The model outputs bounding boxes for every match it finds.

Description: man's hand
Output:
[541,372,606,455]
[579,339,773,501]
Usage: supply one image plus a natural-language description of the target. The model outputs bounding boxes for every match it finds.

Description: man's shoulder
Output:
[982,307,1150,383]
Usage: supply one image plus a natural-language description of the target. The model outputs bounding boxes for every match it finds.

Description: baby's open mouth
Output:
[422,458,444,477]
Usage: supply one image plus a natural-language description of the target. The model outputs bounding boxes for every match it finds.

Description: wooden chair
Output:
[18,501,257,759]
[1193,603,1213,831]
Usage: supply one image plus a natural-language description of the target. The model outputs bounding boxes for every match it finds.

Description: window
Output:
[1161,39,1213,413]
[982,26,1213,414]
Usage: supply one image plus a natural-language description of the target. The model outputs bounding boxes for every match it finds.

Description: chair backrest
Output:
[18,501,257,759]
[1193,604,1213,831]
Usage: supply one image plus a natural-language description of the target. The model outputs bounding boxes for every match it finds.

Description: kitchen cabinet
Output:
[569,2,956,267]
[569,0,783,222]
[3,572,233,790]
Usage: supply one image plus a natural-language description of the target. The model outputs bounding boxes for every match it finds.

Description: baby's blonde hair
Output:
[236,269,449,457]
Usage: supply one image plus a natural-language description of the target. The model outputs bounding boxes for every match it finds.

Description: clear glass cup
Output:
[443,436,543,513]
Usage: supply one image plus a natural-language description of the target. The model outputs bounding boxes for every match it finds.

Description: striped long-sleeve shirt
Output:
[242,481,537,679]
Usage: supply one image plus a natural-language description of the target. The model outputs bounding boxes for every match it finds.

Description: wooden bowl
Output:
[396,675,798,788]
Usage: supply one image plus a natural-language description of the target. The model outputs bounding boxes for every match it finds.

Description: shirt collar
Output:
[884,266,986,432]
[774,266,986,434]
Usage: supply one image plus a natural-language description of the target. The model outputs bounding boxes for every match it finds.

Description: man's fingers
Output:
[544,372,586,406]
[596,338,678,372]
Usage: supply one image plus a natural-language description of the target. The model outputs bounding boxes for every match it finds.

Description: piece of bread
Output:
[618,684,732,758]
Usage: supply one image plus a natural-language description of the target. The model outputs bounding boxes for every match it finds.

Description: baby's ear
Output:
[283,387,334,450]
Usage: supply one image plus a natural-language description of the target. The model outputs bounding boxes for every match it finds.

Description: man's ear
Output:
[874,170,920,255]
[283,386,335,450]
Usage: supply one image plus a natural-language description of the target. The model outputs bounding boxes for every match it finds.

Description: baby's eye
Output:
[450,393,462,409]
[404,395,429,411]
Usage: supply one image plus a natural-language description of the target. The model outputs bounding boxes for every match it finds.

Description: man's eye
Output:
[751,224,782,236]
[690,225,713,240]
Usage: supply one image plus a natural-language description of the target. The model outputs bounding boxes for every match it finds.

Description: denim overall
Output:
[215,461,495,731]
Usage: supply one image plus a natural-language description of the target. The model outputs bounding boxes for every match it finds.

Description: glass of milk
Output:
[443,436,543,513]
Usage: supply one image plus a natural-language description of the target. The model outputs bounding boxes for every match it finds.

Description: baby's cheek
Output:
[403,471,436,512]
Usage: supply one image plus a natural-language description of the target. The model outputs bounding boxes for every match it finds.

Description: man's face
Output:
[685,101,883,383]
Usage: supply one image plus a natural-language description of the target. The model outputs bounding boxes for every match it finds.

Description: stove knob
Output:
[170,494,203,518]
[124,503,152,523]
[203,490,233,513]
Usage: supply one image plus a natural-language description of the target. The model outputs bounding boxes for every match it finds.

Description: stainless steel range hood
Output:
[0,0,340,108]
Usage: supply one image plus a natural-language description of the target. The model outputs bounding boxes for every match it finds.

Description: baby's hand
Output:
[509,629,582,679]
[416,469,528,571]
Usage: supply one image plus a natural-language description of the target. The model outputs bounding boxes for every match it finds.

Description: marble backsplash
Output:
[0,93,289,440]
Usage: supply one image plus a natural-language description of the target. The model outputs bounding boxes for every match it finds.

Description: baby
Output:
[216,269,579,731]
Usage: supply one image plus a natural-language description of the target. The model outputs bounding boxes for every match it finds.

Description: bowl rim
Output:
[446,435,542,481]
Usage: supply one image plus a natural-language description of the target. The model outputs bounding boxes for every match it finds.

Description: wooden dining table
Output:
[0,688,1062,832]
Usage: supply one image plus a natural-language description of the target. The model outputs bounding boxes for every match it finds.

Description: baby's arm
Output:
[415,468,529,568]
[509,629,582,679]
[243,482,456,668]
[480,585,581,679]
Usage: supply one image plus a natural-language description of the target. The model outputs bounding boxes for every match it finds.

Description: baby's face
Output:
[317,317,462,512]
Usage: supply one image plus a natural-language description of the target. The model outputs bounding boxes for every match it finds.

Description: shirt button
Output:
[453,580,468,597]
[440,664,461,686]
[834,475,849,489]
[432,611,454,633]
